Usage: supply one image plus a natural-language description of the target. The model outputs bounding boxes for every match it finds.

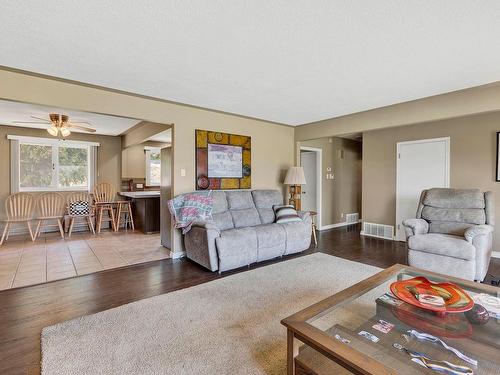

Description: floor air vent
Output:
[345,213,359,224]
[361,222,394,240]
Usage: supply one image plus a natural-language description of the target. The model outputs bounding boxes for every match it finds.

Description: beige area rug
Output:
[41,253,382,374]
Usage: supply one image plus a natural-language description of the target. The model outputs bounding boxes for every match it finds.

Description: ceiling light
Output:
[47,126,59,136]
[60,127,71,137]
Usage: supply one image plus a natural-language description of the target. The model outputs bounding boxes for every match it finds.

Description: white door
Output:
[300,151,317,212]
[395,137,450,241]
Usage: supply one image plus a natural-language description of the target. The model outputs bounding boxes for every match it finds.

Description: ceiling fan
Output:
[13,113,96,137]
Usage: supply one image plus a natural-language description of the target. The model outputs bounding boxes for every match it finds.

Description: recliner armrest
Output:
[464,224,493,243]
[402,218,429,236]
[184,223,221,272]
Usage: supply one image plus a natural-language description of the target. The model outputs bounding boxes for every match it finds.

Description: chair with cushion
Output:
[402,188,494,281]
[66,192,95,237]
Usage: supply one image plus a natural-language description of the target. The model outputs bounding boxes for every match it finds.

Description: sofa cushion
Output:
[226,191,255,210]
[216,228,258,271]
[252,190,283,224]
[212,211,234,231]
[211,191,228,214]
[230,208,261,228]
[254,224,286,249]
[408,234,475,261]
[253,224,286,261]
[280,220,311,255]
[421,206,485,225]
[423,188,485,209]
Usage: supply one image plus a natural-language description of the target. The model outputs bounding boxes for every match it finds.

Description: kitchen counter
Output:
[119,191,160,199]
[118,191,160,234]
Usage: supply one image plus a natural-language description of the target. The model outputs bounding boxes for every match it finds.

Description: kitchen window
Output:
[145,147,161,186]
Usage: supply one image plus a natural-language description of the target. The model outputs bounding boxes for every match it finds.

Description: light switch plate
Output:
[180,168,186,177]
[136,183,144,189]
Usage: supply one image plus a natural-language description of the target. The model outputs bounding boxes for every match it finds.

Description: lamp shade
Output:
[284,166,306,185]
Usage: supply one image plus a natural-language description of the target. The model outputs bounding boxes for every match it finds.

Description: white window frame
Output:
[145,146,161,187]
[8,135,99,193]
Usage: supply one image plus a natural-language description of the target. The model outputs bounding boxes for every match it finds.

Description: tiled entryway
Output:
[0,231,170,290]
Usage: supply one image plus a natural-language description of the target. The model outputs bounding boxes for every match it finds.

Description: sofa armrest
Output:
[191,220,221,234]
[297,211,311,222]
[184,225,220,271]
[402,218,429,236]
[464,224,493,243]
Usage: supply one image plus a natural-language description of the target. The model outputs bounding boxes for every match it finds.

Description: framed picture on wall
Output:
[195,129,251,190]
[496,132,500,182]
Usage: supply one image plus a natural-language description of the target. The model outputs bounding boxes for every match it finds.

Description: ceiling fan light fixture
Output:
[47,126,59,136]
[60,127,71,137]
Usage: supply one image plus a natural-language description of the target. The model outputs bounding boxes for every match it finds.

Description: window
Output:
[9,136,98,192]
[145,147,161,186]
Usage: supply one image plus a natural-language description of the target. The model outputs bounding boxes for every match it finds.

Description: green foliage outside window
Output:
[59,147,88,187]
[20,144,53,188]
[19,143,89,189]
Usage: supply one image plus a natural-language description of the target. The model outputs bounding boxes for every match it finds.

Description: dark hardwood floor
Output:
[0,224,499,374]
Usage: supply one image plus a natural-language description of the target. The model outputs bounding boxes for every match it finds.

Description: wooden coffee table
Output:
[281,264,500,375]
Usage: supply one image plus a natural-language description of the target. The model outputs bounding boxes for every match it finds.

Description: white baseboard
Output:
[492,251,500,259]
[319,221,360,231]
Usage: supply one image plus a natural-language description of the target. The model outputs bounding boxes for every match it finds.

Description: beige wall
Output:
[362,111,500,249]
[295,82,500,142]
[0,124,121,208]
[0,69,295,254]
[300,137,362,227]
[122,141,169,180]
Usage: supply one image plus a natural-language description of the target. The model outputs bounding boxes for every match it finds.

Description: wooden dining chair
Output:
[66,192,96,237]
[115,200,135,231]
[0,192,35,245]
[34,192,65,240]
[93,182,117,233]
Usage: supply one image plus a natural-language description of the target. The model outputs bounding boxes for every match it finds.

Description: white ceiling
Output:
[1,2,500,126]
[0,100,141,135]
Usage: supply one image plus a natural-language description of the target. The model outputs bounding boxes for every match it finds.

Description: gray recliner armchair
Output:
[403,188,494,281]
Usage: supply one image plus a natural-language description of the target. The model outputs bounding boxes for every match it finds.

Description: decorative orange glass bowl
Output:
[390,276,474,315]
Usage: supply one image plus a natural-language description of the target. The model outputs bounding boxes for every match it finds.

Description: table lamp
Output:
[284,166,306,210]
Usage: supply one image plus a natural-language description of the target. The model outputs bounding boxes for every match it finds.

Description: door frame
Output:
[299,146,322,229]
[395,137,450,241]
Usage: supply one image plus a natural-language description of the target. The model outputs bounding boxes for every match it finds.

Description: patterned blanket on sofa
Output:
[167,191,213,234]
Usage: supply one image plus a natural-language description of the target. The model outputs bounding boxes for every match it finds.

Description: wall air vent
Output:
[360,222,394,240]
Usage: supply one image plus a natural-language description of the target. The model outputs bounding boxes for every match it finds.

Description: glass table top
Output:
[304,267,500,374]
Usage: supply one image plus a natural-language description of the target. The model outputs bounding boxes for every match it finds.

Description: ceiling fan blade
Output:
[68,123,96,132]
[13,121,51,124]
[70,121,93,126]
[30,115,51,122]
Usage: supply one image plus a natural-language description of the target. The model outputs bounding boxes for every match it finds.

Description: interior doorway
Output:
[395,137,450,241]
[300,146,322,228]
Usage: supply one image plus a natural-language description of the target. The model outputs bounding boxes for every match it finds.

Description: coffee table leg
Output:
[287,330,299,375]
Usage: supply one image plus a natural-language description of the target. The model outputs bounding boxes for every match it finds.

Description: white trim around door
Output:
[299,146,322,229]
[395,137,450,241]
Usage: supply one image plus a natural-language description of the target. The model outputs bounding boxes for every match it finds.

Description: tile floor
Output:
[0,230,170,290]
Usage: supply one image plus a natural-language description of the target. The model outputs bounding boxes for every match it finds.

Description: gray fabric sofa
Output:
[402,188,494,281]
[184,190,312,272]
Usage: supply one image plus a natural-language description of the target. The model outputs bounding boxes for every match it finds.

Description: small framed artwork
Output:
[195,129,251,190]
[497,132,500,182]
